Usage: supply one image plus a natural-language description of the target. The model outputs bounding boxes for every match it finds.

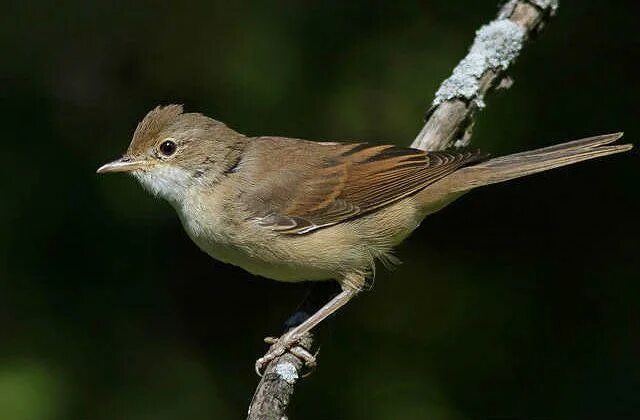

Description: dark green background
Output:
[1,1,638,419]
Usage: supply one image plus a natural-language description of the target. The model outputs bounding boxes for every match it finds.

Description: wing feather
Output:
[247,140,485,234]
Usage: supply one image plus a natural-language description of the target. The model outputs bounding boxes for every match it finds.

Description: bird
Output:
[97,104,632,373]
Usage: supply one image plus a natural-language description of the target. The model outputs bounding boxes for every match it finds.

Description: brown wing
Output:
[246,141,485,234]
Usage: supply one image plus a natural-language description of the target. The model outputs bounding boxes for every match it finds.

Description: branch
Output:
[247,333,313,420]
[413,0,558,152]
[247,1,558,418]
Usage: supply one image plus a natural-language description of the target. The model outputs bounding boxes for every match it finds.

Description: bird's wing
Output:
[241,139,485,235]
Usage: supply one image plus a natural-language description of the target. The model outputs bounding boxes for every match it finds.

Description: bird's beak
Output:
[96,157,147,174]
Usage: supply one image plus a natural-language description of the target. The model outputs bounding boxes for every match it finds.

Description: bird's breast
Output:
[175,187,337,282]
[176,188,237,256]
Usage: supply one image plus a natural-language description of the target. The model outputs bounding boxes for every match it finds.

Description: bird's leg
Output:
[255,288,355,374]
[255,275,362,375]
[282,281,342,331]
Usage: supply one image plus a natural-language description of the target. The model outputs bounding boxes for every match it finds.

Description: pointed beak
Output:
[96,157,147,174]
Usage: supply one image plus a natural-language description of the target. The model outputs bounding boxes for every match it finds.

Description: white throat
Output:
[133,165,193,205]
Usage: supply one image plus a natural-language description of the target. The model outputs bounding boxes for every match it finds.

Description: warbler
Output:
[97,105,631,373]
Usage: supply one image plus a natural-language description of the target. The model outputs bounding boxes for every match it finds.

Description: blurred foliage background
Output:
[0,0,638,419]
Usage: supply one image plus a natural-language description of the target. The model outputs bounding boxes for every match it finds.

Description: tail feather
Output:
[487,132,625,160]
[450,133,632,191]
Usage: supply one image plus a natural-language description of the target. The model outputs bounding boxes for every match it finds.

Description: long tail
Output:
[447,133,631,192]
[417,133,632,214]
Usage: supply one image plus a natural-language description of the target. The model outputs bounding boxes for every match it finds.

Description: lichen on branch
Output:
[433,19,525,109]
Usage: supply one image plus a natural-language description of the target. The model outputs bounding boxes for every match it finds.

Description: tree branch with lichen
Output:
[247,1,559,419]
[413,0,558,152]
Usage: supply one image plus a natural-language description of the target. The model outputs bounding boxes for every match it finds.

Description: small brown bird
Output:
[97,105,631,373]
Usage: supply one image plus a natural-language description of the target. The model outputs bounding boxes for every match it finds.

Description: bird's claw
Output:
[289,346,318,378]
[255,333,317,377]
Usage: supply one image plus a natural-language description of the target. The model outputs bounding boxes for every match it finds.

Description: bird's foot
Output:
[255,332,317,376]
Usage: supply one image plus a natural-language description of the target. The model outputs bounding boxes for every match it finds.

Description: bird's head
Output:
[97,105,246,203]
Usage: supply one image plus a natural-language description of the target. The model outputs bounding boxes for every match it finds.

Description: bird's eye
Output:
[159,139,177,156]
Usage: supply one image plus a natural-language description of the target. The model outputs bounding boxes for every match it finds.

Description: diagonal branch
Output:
[413,0,558,152]
[247,1,558,419]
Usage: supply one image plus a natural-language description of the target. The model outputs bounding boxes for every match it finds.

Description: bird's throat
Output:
[133,165,194,205]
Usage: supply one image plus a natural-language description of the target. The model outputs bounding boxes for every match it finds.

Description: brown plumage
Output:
[130,104,185,153]
[243,140,487,234]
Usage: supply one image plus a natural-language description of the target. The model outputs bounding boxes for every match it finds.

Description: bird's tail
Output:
[446,133,631,192]
[417,133,632,214]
